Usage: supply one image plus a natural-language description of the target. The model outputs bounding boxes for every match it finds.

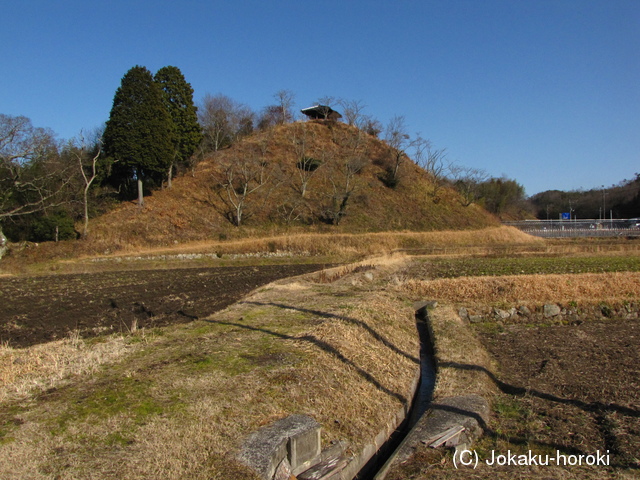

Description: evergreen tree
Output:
[154,66,202,186]
[103,65,175,206]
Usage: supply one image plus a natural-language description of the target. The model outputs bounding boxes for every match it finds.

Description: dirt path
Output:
[0,264,327,348]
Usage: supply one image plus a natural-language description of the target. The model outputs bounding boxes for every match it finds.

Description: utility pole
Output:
[568,200,575,221]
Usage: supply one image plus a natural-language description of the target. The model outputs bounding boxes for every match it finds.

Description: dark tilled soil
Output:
[387,319,640,479]
[478,319,640,470]
[0,264,326,348]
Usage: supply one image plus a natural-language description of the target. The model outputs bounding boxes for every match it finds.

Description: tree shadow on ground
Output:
[439,361,640,470]
[440,361,640,418]
[244,301,420,364]
[205,299,419,406]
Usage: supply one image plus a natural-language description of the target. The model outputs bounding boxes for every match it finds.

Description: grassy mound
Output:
[84,121,498,252]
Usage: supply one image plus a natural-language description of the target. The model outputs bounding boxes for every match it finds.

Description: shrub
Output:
[30,212,77,242]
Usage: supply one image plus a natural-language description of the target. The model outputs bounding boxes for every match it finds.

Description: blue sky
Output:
[2,0,638,196]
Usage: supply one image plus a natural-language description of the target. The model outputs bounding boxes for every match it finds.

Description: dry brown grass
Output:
[398,271,640,307]
[1,226,542,275]
[79,121,498,249]
[3,237,637,479]
[85,226,540,260]
[0,261,420,479]
[0,333,143,403]
[383,256,640,480]
[2,121,503,269]
[426,305,496,400]
[385,256,640,480]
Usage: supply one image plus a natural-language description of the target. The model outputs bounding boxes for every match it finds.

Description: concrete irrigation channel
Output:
[240,303,489,480]
[359,304,439,480]
[369,304,489,480]
[236,306,434,480]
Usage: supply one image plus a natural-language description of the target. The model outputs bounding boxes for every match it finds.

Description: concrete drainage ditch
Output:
[238,302,490,480]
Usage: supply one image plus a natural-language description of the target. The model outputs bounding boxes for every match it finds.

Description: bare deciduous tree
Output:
[296,155,324,199]
[215,147,273,226]
[412,136,448,201]
[70,130,103,238]
[448,165,488,206]
[316,96,336,107]
[274,89,296,124]
[321,128,369,225]
[257,106,282,130]
[290,123,322,198]
[323,157,367,225]
[338,99,367,127]
[198,94,254,153]
[361,115,383,137]
[275,198,307,225]
[0,114,71,249]
[383,115,411,187]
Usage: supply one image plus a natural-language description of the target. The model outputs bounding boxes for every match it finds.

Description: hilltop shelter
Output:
[301,105,342,121]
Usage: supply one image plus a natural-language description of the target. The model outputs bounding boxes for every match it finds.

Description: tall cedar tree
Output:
[154,66,202,187]
[103,65,175,206]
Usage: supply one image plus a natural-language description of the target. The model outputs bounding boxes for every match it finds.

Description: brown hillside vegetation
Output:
[86,121,498,251]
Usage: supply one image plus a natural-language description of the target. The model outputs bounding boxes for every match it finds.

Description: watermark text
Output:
[453,449,610,469]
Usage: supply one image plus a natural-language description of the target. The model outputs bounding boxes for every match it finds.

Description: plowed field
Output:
[0,264,326,348]
[388,317,640,479]
[478,319,640,472]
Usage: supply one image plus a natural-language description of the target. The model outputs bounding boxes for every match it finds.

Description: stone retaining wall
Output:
[459,302,640,325]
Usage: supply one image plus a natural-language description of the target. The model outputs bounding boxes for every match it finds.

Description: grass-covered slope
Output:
[87,121,498,251]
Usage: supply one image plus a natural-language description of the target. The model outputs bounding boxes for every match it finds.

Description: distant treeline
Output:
[529,175,640,220]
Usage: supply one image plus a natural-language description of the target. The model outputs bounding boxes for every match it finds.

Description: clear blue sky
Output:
[2,0,638,196]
